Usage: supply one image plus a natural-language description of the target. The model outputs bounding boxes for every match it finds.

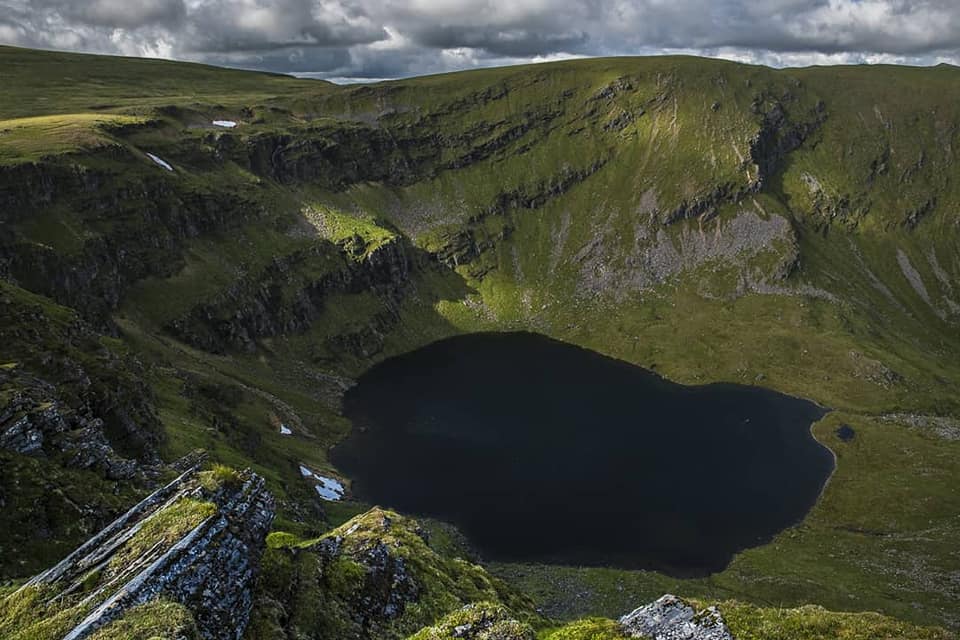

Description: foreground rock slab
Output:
[12,456,274,640]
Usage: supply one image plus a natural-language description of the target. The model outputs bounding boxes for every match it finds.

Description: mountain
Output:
[0,45,958,638]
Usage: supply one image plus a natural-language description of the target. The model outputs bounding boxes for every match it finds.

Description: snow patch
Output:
[280,423,292,435]
[212,120,238,128]
[146,153,173,171]
[298,464,345,501]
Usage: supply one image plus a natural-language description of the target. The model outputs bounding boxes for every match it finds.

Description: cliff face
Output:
[0,156,263,332]
[3,459,274,640]
[168,234,414,354]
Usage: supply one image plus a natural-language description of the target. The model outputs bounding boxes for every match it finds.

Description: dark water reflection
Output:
[332,332,833,576]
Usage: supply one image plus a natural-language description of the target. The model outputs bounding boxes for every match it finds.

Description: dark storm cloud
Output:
[405,25,589,58]
[31,0,187,29]
[0,0,958,80]
[199,44,353,73]
[182,0,385,53]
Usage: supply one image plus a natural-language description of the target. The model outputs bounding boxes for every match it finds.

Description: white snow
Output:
[316,475,345,499]
[212,120,238,128]
[280,423,292,435]
[315,484,341,500]
[298,463,345,501]
[146,153,173,171]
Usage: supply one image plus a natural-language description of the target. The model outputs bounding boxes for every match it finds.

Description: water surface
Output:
[332,332,833,575]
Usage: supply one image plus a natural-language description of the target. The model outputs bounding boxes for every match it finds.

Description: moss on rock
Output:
[409,602,535,640]
[247,508,539,640]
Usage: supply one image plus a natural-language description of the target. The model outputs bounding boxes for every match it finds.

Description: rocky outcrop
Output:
[749,97,827,189]
[16,459,275,640]
[167,235,412,353]
[0,281,163,463]
[576,207,799,300]
[428,160,607,278]
[0,367,137,479]
[620,595,733,640]
[247,508,536,640]
[237,124,437,188]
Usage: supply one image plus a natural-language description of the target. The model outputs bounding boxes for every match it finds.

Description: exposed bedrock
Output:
[20,460,275,640]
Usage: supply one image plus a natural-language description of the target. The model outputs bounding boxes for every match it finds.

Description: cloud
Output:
[37,0,188,29]
[182,0,386,53]
[0,0,958,79]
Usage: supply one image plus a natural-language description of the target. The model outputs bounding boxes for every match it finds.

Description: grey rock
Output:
[620,594,733,640]
[0,368,139,479]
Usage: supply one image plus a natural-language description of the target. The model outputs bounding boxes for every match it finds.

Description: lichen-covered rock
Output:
[409,602,535,640]
[619,595,732,640]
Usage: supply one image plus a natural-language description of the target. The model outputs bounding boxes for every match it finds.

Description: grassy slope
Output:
[0,45,329,120]
[536,598,953,640]
[1,47,959,634]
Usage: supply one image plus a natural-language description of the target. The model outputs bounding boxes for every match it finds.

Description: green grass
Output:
[538,618,628,640]
[535,599,952,640]
[106,497,216,576]
[0,585,91,640]
[0,45,330,121]
[719,599,952,640]
[303,203,398,258]
[0,113,147,164]
[87,599,199,640]
[410,602,536,640]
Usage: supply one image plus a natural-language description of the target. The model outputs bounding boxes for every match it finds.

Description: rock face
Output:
[0,157,262,332]
[0,367,138,479]
[17,458,275,640]
[167,235,413,354]
[619,595,733,640]
[576,206,799,300]
[0,283,164,472]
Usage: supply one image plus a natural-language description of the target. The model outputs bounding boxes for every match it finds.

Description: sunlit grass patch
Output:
[0,113,146,163]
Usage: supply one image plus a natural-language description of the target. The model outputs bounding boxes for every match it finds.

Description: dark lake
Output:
[331,332,834,576]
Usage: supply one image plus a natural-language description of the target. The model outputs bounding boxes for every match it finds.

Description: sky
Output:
[1,1,959,82]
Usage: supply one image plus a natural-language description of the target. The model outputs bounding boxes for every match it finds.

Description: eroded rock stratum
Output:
[2,457,273,640]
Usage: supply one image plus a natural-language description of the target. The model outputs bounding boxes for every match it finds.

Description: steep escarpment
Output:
[0,278,163,553]
[0,154,264,329]
[168,233,414,354]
